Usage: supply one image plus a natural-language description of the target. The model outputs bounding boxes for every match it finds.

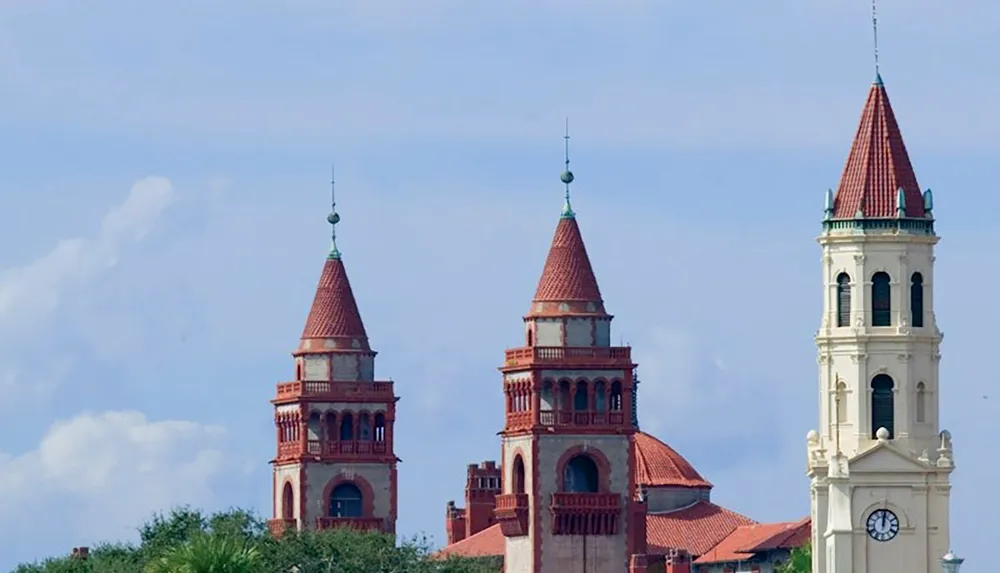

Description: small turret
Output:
[896,187,907,218]
[923,188,934,216]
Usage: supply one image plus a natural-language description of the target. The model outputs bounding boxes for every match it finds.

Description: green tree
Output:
[11,507,500,573]
[777,542,811,573]
[145,534,262,573]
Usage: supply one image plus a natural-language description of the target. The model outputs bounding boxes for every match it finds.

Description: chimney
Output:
[444,500,467,545]
[665,548,691,573]
[71,547,90,560]
[465,460,501,537]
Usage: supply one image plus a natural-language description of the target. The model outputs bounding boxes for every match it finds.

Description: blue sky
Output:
[0,0,997,568]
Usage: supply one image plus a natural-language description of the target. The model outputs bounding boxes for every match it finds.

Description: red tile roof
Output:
[646,501,756,557]
[694,517,810,564]
[300,257,369,348]
[634,432,713,489]
[832,75,925,219]
[434,523,504,558]
[530,216,606,314]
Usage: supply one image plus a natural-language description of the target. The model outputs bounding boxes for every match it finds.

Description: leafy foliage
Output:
[12,507,500,573]
[777,542,811,573]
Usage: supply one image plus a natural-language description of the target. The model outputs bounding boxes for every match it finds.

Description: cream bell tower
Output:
[807,73,954,573]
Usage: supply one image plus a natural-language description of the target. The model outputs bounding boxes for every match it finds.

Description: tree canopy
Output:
[776,541,811,573]
[12,508,500,573]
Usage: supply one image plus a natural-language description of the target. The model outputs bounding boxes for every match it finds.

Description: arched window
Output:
[358,412,372,441]
[593,380,607,412]
[527,329,534,346]
[871,374,895,439]
[329,483,363,518]
[836,273,851,327]
[609,381,623,411]
[374,413,386,442]
[512,455,526,494]
[916,382,927,423]
[339,412,354,441]
[281,482,294,520]
[871,272,892,326]
[296,362,303,380]
[325,414,338,442]
[558,380,572,411]
[307,412,322,441]
[540,380,555,411]
[573,381,589,411]
[562,455,599,493]
[910,273,924,327]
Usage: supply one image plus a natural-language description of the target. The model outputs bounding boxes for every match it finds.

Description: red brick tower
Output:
[445,461,503,545]
[493,136,647,572]
[269,175,399,536]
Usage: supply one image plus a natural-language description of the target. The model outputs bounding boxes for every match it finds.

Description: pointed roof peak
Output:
[300,170,369,350]
[529,215,605,317]
[300,256,369,349]
[830,79,925,219]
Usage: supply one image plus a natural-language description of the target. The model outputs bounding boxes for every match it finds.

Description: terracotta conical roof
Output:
[300,255,370,350]
[832,74,925,219]
[528,214,606,317]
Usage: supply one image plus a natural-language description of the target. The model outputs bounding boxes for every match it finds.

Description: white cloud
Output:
[0,410,234,562]
[0,177,173,396]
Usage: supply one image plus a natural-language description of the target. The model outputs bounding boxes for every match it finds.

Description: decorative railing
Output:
[504,346,631,368]
[316,517,384,532]
[267,518,296,536]
[274,381,395,400]
[494,494,530,537]
[279,440,389,459]
[822,217,934,235]
[550,493,622,536]
[508,410,625,430]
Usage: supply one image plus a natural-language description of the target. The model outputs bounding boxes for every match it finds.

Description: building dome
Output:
[633,431,712,489]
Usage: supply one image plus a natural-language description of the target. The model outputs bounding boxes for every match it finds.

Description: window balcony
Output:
[549,492,622,536]
[315,517,385,532]
[494,494,530,537]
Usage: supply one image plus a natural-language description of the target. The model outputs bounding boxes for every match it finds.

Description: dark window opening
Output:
[374,413,386,442]
[910,272,924,327]
[609,381,623,411]
[329,483,363,518]
[836,273,852,327]
[573,382,589,411]
[281,482,294,519]
[562,455,599,493]
[339,413,354,441]
[872,272,892,326]
[513,456,526,494]
[871,374,895,439]
[358,412,371,441]
[594,380,607,412]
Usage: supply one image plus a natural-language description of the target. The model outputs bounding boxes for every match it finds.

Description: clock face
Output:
[866,509,899,542]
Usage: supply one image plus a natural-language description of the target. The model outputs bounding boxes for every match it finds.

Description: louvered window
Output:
[836,273,852,327]
[871,375,895,439]
[871,272,892,326]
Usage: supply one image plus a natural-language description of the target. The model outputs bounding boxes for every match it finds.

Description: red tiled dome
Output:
[633,431,712,489]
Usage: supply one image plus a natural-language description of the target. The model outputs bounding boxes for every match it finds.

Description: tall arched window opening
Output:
[609,381,623,411]
[573,381,589,411]
[281,482,294,520]
[836,273,852,327]
[374,413,386,442]
[871,375,895,439]
[593,380,607,412]
[871,272,892,326]
[329,483,363,518]
[512,456,526,494]
[916,382,927,423]
[910,272,924,327]
[562,455,599,493]
[339,413,354,441]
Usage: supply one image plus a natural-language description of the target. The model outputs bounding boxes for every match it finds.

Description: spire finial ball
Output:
[561,170,574,185]
[328,212,340,225]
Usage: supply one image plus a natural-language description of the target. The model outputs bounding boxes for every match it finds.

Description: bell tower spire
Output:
[269,171,400,538]
[328,164,341,260]
[808,17,953,573]
[494,134,648,573]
